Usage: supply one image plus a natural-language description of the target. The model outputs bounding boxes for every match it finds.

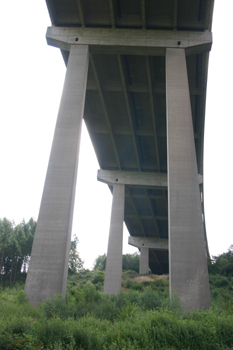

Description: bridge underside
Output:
[25,0,214,311]
[73,47,208,275]
[47,0,213,31]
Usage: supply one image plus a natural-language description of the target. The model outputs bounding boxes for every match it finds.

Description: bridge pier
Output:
[98,171,168,290]
[166,48,211,311]
[25,45,89,305]
[139,248,149,275]
[104,184,125,295]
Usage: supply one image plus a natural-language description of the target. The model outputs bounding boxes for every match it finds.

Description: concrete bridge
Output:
[25,0,214,312]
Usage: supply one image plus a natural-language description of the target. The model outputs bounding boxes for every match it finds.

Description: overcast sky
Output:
[0,1,232,269]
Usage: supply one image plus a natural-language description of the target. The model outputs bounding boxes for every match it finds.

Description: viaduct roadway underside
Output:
[25,0,214,312]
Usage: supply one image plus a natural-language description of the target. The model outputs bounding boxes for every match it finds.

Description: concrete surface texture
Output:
[46,26,212,55]
[25,45,89,305]
[128,236,168,250]
[25,0,214,311]
[139,247,149,275]
[97,169,167,187]
[166,48,211,311]
[104,184,125,295]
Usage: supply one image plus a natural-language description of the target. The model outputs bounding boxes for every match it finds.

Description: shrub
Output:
[153,277,168,291]
[139,289,162,310]
[82,282,101,303]
[1,270,233,349]
[92,270,105,285]
[124,279,144,291]
[40,294,69,320]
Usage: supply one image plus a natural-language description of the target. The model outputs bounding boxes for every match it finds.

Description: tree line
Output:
[0,218,85,286]
[93,252,140,273]
[0,218,36,286]
[95,247,233,276]
[0,217,140,287]
[208,244,233,277]
[1,216,233,288]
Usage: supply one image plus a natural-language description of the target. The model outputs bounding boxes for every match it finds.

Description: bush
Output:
[92,270,105,285]
[1,269,233,349]
[211,275,230,288]
[139,289,162,310]
[40,294,69,320]
[82,282,101,303]
[153,277,168,290]
[124,279,144,291]
[122,270,139,280]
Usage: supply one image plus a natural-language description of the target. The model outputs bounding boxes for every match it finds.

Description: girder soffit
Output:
[84,51,207,175]
[84,48,206,273]
[46,0,214,32]
[58,43,207,257]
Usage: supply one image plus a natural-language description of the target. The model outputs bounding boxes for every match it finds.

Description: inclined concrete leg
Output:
[104,184,125,294]
[166,48,211,312]
[139,247,149,274]
[25,45,89,305]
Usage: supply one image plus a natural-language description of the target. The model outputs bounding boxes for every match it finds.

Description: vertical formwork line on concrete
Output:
[104,184,125,294]
[166,48,211,312]
[25,45,89,306]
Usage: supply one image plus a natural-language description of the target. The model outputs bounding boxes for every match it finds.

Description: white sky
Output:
[0,1,232,269]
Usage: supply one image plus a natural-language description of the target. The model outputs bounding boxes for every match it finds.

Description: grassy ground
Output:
[0,272,233,349]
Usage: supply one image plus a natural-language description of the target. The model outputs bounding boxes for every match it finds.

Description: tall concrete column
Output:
[166,48,211,311]
[104,184,125,294]
[25,45,89,305]
[139,247,149,274]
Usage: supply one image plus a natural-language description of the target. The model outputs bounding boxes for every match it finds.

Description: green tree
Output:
[122,252,140,272]
[0,218,12,284]
[20,218,36,273]
[208,245,233,276]
[69,236,84,274]
[8,228,22,287]
[0,218,36,286]
[93,252,140,273]
[93,254,107,271]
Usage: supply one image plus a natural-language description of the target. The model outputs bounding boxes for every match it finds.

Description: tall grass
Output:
[0,273,233,349]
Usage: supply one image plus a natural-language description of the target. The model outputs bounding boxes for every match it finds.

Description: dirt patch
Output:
[133,275,168,283]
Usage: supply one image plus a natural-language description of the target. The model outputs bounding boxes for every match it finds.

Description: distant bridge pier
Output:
[128,236,169,276]
[139,248,149,275]
[25,45,89,305]
[104,184,125,294]
[98,170,168,291]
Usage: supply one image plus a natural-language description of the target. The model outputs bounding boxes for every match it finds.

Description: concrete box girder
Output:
[46,0,214,32]
[97,169,167,187]
[129,236,168,250]
[46,26,212,56]
[98,169,203,186]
